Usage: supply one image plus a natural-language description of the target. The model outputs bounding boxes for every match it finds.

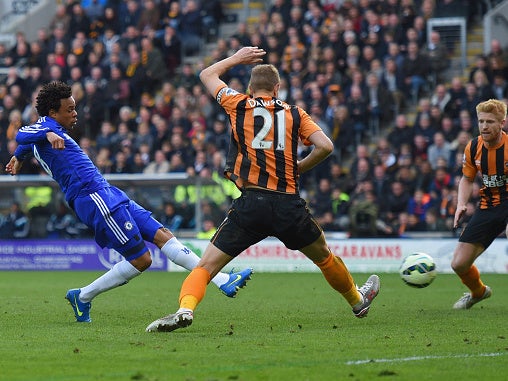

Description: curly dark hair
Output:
[35,81,73,117]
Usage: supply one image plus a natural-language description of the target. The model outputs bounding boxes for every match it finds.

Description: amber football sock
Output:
[179,267,211,310]
[315,253,362,307]
[458,265,486,298]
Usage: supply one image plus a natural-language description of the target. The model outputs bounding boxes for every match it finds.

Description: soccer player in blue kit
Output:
[5,81,252,323]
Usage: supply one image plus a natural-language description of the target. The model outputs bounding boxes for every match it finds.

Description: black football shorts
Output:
[459,203,508,248]
[211,188,323,257]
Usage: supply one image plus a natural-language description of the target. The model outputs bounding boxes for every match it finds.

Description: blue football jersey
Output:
[14,116,109,204]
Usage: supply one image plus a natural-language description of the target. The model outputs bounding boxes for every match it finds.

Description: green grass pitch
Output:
[1,271,506,381]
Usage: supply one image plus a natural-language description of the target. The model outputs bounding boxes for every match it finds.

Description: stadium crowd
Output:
[0,0,506,239]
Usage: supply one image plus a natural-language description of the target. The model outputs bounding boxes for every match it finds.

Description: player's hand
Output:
[453,205,467,229]
[46,131,65,150]
[5,156,22,175]
[233,46,266,64]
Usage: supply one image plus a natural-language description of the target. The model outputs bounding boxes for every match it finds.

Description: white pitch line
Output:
[346,352,507,365]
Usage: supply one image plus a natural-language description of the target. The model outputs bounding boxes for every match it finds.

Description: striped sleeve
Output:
[16,123,51,145]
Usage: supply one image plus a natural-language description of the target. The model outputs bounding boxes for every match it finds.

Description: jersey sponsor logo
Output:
[482,174,508,188]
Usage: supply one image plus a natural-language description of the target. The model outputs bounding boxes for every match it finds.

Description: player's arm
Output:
[199,46,265,97]
[453,175,474,228]
[16,124,51,144]
[16,124,65,150]
[297,130,333,174]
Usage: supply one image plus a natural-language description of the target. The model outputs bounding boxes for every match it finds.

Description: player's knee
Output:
[131,252,152,272]
[451,257,467,275]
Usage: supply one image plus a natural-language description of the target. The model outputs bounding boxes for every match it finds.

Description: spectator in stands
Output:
[394,161,418,195]
[173,63,200,92]
[156,25,181,76]
[137,0,160,36]
[310,177,334,219]
[330,104,355,160]
[131,152,147,173]
[372,163,392,201]
[28,40,46,69]
[381,57,405,114]
[99,6,122,35]
[144,149,170,174]
[427,131,452,170]
[430,84,451,114]
[124,47,146,108]
[47,23,70,58]
[468,54,492,83]
[0,201,30,239]
[103,65,130,119]
[423,207,447,232]
[140,36,168,93]
[3,66,25,95]
[351,156,373,188]
[119,0,142,31]
[346,84,369,146]
[460,82,481,120]
[428,102,443,130]
[69,2,91,39]
[414,112,436,146]
[46,201,83,239]
[206,117,229,154]
[413,159,433,192]
[430,166,454,200]
[445,76,466,120]
[407,188,434,223]
[486,38,508,78]
[384,41,405,68]
[179,0,203,56]
[384,13,405,47]
[95,147,112,174]
[111,150,133,174]
[329,162,355,194]
[422,30,450,83]
[491,73,508,100]
[9,32,31,69]
[412,15,427,48]
[387,114,414,156]
[159,201,184,232]
[472,69,495,102]
[440,115,459,143]
[382,180,411,225]
[269,0,291,21]
[0,43,12,67]
[94,120,115,151]
[81,80,105,138]
[365,71,394,129]
[401,41,430,103]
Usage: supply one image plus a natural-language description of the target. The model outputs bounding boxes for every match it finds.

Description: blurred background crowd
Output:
[0,0,506,239]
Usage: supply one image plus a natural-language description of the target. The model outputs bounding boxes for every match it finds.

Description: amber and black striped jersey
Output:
[462,132,508,209]
[215,85,322,194]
